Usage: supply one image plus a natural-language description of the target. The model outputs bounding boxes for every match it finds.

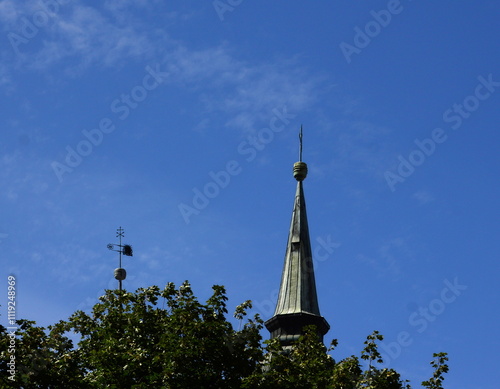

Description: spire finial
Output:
[293,126,308,181]
[299,125,303,162]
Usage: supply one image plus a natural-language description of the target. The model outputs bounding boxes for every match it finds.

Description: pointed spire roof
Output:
[265,128,329,346]
[273,178,321,316]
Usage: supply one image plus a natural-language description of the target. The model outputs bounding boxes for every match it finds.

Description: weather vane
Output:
[107,226,133,291]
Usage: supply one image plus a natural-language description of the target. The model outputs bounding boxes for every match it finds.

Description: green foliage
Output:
[330,355,362,389]
[243,326,336,388]
[0,285,449,388]
[355,331,410,389]
[328,331,410,389]
[421,352,449,389]
[0,319,85,388]
[361,330,385,368]
[64,282,263,388]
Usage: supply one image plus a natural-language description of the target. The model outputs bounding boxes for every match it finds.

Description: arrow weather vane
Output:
[107,226,133,291]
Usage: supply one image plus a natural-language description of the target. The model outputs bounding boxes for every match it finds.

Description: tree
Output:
[0,318,85,388]
[242,326,336,388]
[0,283,449,388]
[61,282,263,388]
[244,328,412,389]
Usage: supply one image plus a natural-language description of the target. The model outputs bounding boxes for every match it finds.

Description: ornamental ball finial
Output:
[114,268,127,281]
[293,161,308,181]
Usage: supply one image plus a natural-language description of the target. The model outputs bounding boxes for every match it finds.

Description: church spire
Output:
[265,128,330,347]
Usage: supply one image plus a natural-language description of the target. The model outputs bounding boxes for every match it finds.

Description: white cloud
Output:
[138,246,180,271]
[0,57,12,86]
[31,4,155,71]
[311,117,396,193]
[0,0,21,24]
[103,0,153,12]
[357,237,415,280]
[413,190,434,205]
[0,67,8,84]
[0,150,53,202]
[2,2,325,136]
[1,1,158,72]
[161,46,322,133]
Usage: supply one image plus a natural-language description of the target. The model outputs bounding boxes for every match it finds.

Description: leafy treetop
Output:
[0,282,448,388]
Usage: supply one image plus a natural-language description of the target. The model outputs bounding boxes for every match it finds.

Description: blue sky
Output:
[1,0,499,387]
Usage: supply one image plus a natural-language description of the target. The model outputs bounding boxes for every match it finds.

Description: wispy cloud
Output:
[310,117,396,195]
[103,0,159,13]
[138,245,181,272]
[161,46,323,133]
[0,150,52,202]
[0,61,11,86]
[357,237,415,280]
[1,1,159,73]
[336,120,393,175]
[35,5,154,70]
[0,0,21,24]
[22,243,104,286]
[2,2,323,134]
[412,190,434,205]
